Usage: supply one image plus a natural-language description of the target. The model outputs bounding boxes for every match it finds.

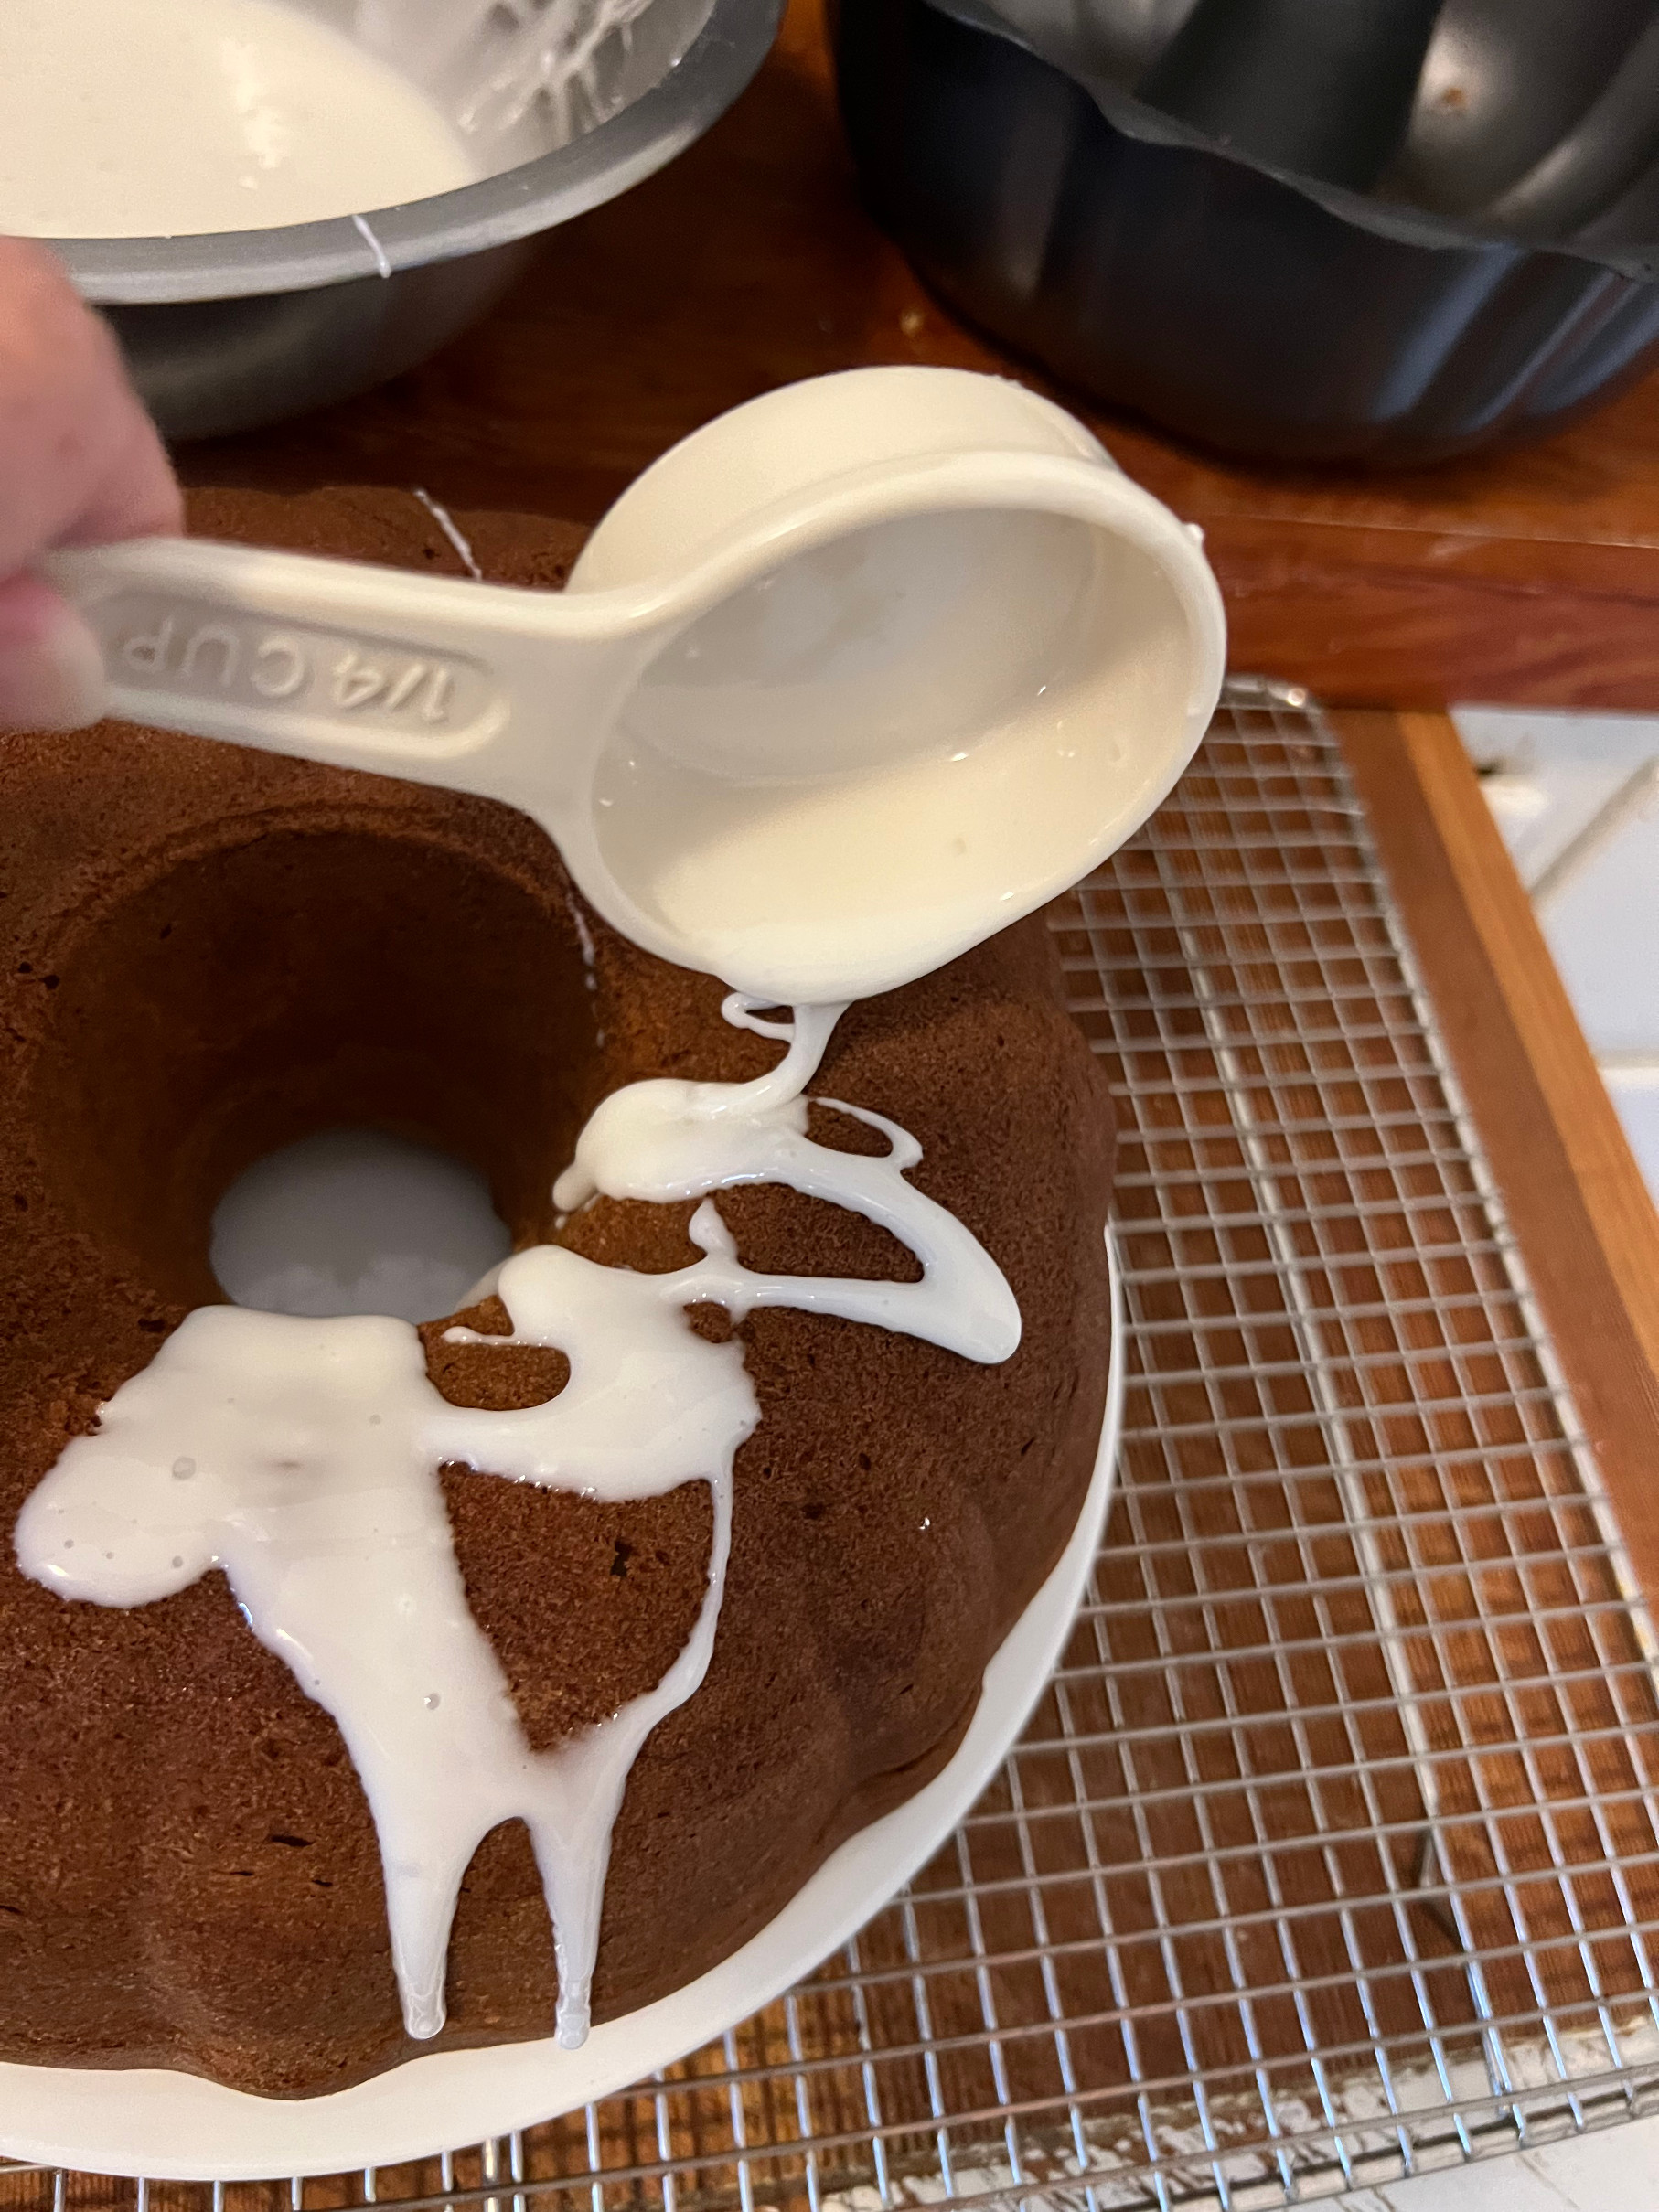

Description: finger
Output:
[58,399,183,549]
[0,572,108,733]
[58,357,184,550]
[0,238,182,575]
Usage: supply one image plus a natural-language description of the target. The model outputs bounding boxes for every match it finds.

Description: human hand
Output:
[0,237,182,732]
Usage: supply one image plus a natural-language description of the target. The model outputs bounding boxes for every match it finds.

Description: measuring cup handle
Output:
[44,537,545,793]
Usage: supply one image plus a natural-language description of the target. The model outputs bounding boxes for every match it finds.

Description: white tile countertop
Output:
[1336,2109,1659,2209]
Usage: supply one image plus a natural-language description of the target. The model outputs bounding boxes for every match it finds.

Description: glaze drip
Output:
[16,1001,1018,2049]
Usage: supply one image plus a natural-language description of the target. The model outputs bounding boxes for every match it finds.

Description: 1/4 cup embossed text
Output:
[106,594,496,741]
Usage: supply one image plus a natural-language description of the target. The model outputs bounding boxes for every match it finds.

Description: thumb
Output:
[0,573,108,733]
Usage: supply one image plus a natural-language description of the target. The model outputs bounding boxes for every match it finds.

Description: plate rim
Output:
[0,1232,1123,2180]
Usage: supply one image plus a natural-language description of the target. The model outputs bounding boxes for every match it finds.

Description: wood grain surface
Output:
[1340,710,1659,1610]
[181,0,1659,711]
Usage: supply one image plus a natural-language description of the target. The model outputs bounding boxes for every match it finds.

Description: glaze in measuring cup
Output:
[48,366,1225,1005]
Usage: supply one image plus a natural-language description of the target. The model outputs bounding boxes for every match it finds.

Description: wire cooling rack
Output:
[7,679,1659,2211]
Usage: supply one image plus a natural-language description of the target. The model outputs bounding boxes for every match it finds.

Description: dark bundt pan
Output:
[832,0,1659,465]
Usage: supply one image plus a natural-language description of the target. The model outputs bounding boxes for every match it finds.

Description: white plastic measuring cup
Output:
[48,366,1226,1005]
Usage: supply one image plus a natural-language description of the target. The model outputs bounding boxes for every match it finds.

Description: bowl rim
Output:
[56,0,783,307]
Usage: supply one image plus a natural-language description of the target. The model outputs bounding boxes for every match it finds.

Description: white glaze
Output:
[564,897,604,1048]
[554,998,1020,1362]
[16,1001,1018,2048]
[448,0,654,144]
[411,493,484,583]
[0,0,476,240]
[209,1127,511,1324]
[567,898,600,993]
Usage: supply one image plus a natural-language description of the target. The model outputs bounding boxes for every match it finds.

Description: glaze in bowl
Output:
[47,0,781,439]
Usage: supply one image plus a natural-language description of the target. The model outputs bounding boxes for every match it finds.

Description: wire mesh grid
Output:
[7,679,1659,2212]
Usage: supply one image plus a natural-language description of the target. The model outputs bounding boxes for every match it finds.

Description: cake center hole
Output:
[210,1129,513,1325]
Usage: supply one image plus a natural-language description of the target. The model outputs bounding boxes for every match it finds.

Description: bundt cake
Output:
[0,484,1115,2099]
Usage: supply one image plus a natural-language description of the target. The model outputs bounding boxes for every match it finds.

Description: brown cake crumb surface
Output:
[0,485,1115,2096]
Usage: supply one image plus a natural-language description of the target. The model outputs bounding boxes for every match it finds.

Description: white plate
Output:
[0,1238,1123,2181]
